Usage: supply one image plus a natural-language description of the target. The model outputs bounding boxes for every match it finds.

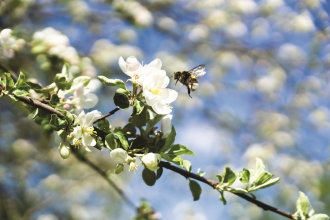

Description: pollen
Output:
[82,126,95,135]
[149,88,161,95]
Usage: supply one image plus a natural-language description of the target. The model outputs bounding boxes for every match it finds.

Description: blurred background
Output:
[1,0,330,219]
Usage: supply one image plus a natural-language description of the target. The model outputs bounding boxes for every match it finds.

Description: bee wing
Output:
[189,65,206,78]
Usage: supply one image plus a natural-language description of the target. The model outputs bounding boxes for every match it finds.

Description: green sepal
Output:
[189,180,202,201]
[113,88,130,109]
[98,76,127,90]
[142,168,157,186]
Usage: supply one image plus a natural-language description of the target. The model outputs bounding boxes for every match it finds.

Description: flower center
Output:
[82,126,95,135]
[149,87,161,95]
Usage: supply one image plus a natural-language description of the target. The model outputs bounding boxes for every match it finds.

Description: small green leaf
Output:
[221,167,237,186]
[249,177,280,192]
[142,168,157,186]
[114,131,129,150]
[54,73,72,90]
[98,76,127,90]
[14,72,25,88]
[4,72,15,91]
[129,107,149,128]
[49,114,68,131]
[160,126,176,153]
[105,133,119,150]
[132,99,145,115]
[227,187,249,194]
[50,94,60,105]
[97,119,111,133]
[61,63,70,78]
[12,89,30,97]
[73,76,91,87]
[219,191,227,205]
[122,123,136,137]
[182,160,192,172]
[197,168,205,177]
[296,192,310,216]
[189,180,202,201]
[239,168,250,184]
[113,88,130,109]
[145,113,165,135]
[253,172,274,186]
[167,144,195,156]
[130,136,146,150]
[309,214,330,220]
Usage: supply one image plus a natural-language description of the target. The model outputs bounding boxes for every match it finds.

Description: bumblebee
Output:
[174,64,206,98]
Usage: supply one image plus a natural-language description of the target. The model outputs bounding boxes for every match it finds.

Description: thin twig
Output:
[93,107,120,124]
[159,161,294,219]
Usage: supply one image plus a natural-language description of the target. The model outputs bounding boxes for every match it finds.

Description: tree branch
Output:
[93,107,120,124]
[159,161,294,219]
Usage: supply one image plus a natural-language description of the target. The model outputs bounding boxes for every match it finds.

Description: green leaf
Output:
[189,180,202,201]
[122,123,136,137]
[98,76,127,90]
[130,136,146,150]
[54,73,72,90]
[167,144,195,156]
[296,192,310,216]
[105,133,119,150]
[160,126,176,153]
[142,168,157,186]
[14,72,25,88]
[221,167,237,186]
[113,88,130,109]
[182,160,192,172]
[33,109,51,125]
[114,131,129,150]
[129,107,149,128]
[249,177,280,192]
[12,89,30,97]
[197,168,205,177]
[253,172,274,186]
[239,168,250,184]
[156,167,163,180]
[309,214,330,220]
[132,99,145,115]
[219,191,227,205]
[4,72,15,91]
[145,113,165,135]
[98,119,111,133]
[73,76,91,87]
[50,94,60,105]
[227,187,249,194]
[49,114,68,131]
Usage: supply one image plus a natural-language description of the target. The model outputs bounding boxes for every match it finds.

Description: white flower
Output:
[71,110,102,152]
[118,56,163,85]
[161,114,173,138]
[70,83,99,114]
[141,153,161,171]
[110,148,130,163]
[143,72,178,115]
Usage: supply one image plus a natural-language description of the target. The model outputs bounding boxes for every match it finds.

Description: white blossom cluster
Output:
[0,29,25,58]
[32,27,96,77]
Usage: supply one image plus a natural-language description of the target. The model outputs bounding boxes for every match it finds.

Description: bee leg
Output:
[187,87,192,98]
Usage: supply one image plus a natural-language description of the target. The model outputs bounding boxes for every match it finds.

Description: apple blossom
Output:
[69,83,99,113]
[71,110,102,152]
[118,56,164,85]
[143,72,178,115]
[141,153,162,171]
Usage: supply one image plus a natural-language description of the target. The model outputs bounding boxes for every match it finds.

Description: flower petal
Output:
[126,56,142,72]
[80,93,99,109]
[152,102,172,115]
[160,88,178,103]
[147,58,162,69]
[144,89,161,106]
[82,132,96,147]
[85,110,102,126]
[118,56,128,74]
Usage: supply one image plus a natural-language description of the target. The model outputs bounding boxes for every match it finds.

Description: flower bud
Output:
[141,153,161,171]
[59,142,71,159]
[115,163,124,174]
